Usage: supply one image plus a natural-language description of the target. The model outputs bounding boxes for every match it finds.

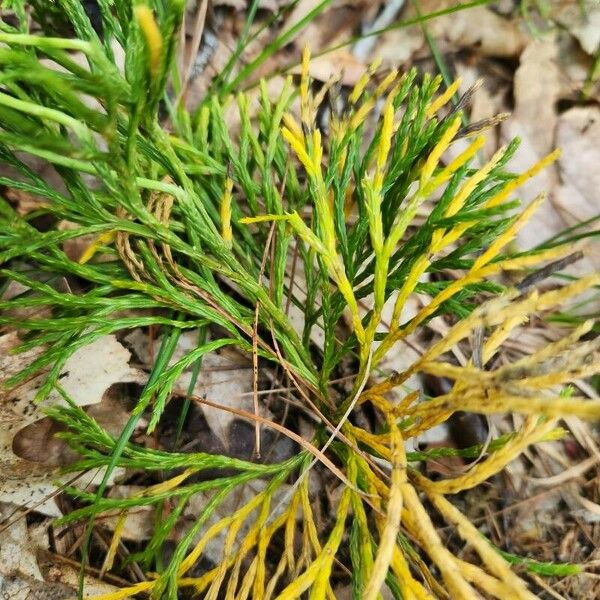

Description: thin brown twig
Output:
[37,547,136,589]
[267,320,389,484]
[252,221,277,459]
[266,350,375,523]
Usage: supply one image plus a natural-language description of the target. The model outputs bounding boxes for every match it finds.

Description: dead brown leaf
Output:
[500,38,565,244]
[554,106,600,223]
[288,0,373,53]
[3,188,46,216]
[552,0,600,55]
[0,334,144,515]
[457,63,510,159]
[175,348,257,448]
[59,220,111,264]
[499,38,599,274]
[0,503,121,598]
[369,26,424,68]
[421,1,529,57]
[289,50,366,86]
[554,106,600,270]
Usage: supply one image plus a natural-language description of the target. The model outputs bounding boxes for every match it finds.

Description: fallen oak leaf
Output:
[0,334,144,516]
[0,502,124,598]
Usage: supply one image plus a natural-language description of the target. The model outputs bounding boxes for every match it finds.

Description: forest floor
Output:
[1,1,600,599]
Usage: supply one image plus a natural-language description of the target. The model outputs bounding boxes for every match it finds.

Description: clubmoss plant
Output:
[1,2,599,599]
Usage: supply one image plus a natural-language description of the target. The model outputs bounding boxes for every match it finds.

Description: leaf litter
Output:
[1,1,600,598]
[1,333,144,514]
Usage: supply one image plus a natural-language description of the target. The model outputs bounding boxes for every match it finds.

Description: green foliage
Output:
[0,3,598,599]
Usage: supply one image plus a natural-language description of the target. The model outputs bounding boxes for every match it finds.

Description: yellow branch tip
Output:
[134,5,162,76]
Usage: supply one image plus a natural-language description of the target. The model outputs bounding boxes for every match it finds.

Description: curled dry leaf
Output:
[457,63,511,159]
[124,328,263,448]
[552,0,600,55]
[289,50,366,86]
[370,26,424,69]
[554,106,600,272]
[286,0,372,53]
[421,0,529,57]
[501,39,600,275]
[175,349,257,448]
[501,39,565,241]
[0,334,144,516]
[0,503,121,598]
